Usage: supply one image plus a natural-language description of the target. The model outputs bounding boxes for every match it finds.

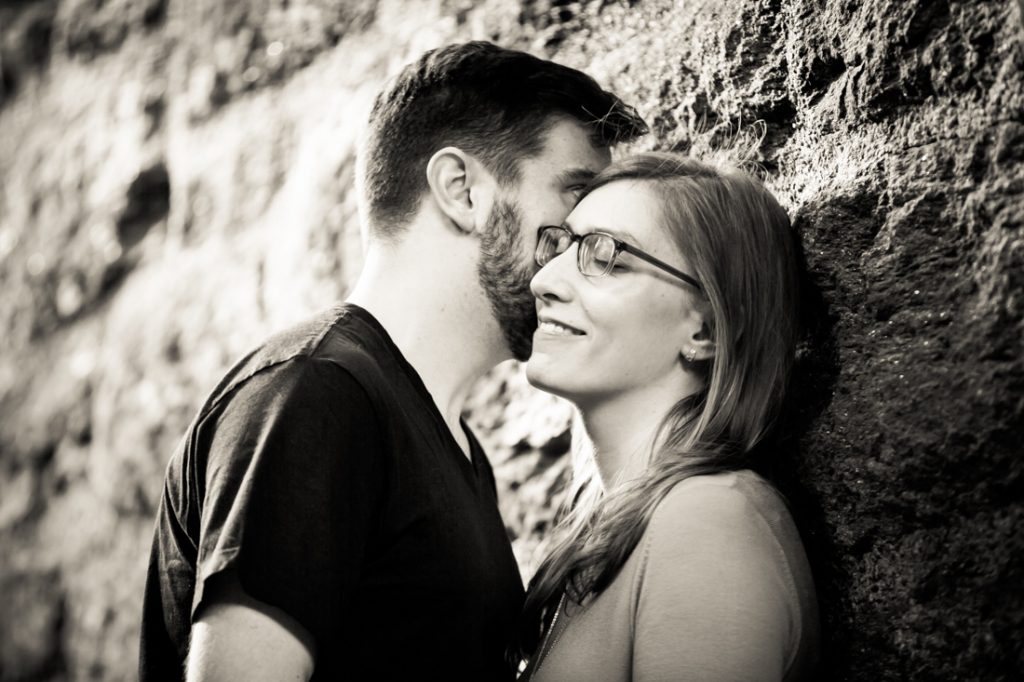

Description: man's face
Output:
[477,118,612,361]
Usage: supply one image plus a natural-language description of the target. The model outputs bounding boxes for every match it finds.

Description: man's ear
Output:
[425,147,494,235]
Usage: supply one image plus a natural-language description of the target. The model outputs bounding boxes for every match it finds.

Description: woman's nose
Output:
[531,245,578,302]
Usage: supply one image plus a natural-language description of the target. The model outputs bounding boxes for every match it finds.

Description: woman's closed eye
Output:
[593,255,629,273]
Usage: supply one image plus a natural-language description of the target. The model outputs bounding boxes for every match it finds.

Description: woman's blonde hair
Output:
[516,151,802,661]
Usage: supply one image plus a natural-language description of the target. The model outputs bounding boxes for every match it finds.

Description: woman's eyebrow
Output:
[562,219,643,248]
[604,228,645,248]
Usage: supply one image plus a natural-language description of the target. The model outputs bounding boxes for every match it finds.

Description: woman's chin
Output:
[524,359,569,397]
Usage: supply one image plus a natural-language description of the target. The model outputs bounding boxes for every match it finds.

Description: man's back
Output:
[140,304,524,680]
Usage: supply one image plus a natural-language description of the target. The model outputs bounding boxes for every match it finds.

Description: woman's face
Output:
[526,180,705,404]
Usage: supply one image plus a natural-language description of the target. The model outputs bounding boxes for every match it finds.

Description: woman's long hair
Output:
[515,152,802,661]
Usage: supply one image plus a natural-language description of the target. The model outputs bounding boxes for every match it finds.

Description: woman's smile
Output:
[536,315,586,337]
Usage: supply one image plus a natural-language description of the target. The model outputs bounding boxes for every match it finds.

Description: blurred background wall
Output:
[0,0,1021,679]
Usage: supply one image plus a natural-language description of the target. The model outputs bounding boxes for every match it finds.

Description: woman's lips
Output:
[536,317,586,336]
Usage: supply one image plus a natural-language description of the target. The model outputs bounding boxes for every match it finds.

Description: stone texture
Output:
[0,0,1021,679]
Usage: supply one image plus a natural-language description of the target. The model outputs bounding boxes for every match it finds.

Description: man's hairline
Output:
[362,113,618,240]
[497,113,615,188]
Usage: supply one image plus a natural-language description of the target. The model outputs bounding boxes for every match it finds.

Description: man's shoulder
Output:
[240,304,379,375]
[203,304,390,415]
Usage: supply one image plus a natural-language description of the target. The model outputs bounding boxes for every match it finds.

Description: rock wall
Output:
[1,0,1021,679]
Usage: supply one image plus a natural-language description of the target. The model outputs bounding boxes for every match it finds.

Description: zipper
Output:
[530,593,567,677]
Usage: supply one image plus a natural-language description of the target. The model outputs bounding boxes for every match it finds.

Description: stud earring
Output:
[685,348,697,362]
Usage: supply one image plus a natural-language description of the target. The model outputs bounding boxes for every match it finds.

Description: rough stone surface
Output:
[0,0,1021,679]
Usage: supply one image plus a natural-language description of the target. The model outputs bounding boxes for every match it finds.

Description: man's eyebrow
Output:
[556,168,598,185]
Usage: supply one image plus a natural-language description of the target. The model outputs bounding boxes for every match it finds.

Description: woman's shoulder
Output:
[652,469,788,530]
[643,469,806,582]
[635,470,818,678]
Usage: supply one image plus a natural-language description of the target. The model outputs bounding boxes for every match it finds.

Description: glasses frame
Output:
[535,225,703,291]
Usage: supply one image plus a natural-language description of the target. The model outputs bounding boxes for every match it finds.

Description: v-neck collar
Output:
[339,303,482,480]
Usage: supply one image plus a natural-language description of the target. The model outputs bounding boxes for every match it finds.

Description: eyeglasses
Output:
[535,225,703,291]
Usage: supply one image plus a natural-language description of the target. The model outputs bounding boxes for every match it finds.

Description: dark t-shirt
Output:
[140,304,525,680]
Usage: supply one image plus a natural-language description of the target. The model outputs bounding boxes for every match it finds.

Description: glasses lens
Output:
[536,227,571,266]
[579,234,617,276]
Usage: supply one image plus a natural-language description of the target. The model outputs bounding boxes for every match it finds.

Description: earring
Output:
[685,348,697,362]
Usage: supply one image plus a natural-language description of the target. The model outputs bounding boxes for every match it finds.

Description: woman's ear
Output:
[680,301,715,363]
[684,320,716,362]
[425,147,495,235]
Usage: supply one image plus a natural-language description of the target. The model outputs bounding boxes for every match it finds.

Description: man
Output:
[140,41,646,681]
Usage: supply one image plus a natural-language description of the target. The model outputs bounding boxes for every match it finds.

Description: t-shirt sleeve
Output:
[632,481,795,682]
[190,356,385,651]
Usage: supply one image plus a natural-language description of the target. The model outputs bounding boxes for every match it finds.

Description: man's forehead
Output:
[531,117,612,173]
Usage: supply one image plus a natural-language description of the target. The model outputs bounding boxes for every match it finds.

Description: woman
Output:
[516,152,819,680]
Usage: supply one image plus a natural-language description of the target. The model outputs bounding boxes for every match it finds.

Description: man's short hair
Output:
[358,41,648,239]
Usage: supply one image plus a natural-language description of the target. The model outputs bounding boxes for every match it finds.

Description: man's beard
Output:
[477,198,537,362]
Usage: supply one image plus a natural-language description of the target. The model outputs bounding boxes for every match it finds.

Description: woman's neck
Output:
[576,380,696,487]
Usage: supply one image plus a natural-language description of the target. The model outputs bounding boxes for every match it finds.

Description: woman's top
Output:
[524,469,819,681]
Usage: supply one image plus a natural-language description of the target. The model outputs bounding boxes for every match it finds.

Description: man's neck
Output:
[346,245,508,455]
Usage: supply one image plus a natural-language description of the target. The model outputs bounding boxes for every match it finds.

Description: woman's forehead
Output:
[570,180,668,250]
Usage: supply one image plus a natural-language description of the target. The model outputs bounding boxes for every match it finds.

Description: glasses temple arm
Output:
[619,244,703,291]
